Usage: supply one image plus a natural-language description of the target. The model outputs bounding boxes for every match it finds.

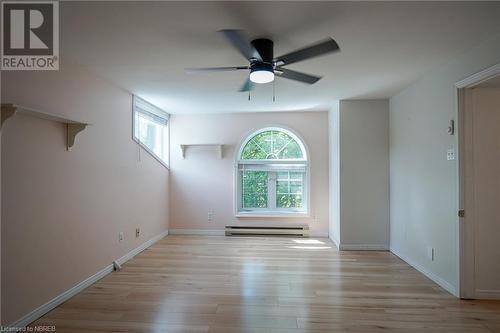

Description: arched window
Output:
[236,127,309,216]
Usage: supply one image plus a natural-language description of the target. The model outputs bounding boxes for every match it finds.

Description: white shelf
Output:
[179,144,224,159]
[1,103,89,151]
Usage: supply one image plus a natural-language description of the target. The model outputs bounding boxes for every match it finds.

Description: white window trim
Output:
[234,126,311,218]
[132,95,170,169]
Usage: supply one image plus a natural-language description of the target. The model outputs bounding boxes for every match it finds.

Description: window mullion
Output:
[268,171,276,209]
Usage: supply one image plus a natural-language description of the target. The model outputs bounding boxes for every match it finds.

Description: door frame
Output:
[455,63,500,299]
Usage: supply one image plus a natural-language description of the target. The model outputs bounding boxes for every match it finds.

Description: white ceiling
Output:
[60,1,500,114]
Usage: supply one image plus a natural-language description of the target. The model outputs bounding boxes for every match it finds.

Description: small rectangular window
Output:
[133,96,170,167]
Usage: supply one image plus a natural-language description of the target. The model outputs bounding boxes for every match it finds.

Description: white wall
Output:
[328,103,340,247]
[339,100,390,250]
[169,112,330,236]
[1,63,169,325]
[389,32,500,295]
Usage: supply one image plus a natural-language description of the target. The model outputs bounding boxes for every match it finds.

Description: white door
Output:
[462,87,500,299]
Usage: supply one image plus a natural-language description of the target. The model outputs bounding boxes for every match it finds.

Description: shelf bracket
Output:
[217,145,223,159]
[180,144,186,159]
[1,104,17,128]
[67,123,88,151]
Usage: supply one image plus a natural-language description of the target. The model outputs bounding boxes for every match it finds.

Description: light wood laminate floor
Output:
[31,236,500,332]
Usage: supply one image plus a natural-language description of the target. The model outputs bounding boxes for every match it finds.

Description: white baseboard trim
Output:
[115,230,169,265]
[474,289,500,300]
[390,247,457,296]
[310,231,329,238]
[169,229,225,236]
[8,229,169,329]
[8,264,114,330]
[329,235,340,250]
[340,244,389,251]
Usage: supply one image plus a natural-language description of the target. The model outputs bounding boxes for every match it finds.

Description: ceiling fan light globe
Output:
[250,70,274,84]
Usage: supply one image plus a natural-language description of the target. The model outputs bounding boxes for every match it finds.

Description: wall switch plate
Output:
[427,247,435,261]
[447,119,455,135]
[136,228,140,238]
[119,232,124,242]
[447,149,455,161]
[208,210,214,222]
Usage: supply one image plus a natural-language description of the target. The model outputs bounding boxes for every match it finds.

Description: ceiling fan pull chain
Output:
[273,80,276,102]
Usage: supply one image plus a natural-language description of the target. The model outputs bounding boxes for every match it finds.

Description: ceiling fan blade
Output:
[276,68,322,84]
[239,77,254,92]
[274,38,339,66]
[185,66,248,73]
[218,29,262,61]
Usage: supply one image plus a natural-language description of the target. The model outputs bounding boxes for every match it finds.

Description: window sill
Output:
[236,211,309,218]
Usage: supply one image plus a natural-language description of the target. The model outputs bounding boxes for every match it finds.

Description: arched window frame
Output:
[234,126,310,217]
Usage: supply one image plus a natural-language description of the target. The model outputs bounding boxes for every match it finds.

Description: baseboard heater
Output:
[225,225,309,237]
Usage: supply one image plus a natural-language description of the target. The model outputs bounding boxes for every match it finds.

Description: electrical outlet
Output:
[119,232,124,242]
[447,148,455,161]
[427,247,435,261]
[136,228,140,238]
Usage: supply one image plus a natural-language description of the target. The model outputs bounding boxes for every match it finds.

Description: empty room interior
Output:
[2,1,500,332]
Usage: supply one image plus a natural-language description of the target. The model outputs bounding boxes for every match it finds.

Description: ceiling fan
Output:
[185,29,340,92]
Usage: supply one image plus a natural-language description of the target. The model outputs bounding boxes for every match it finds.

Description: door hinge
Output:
[458,209,465,218]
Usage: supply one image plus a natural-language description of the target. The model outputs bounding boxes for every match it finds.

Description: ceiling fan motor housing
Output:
[249,38,275,83]
[251,38,274,64]
[250,62,273,73]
